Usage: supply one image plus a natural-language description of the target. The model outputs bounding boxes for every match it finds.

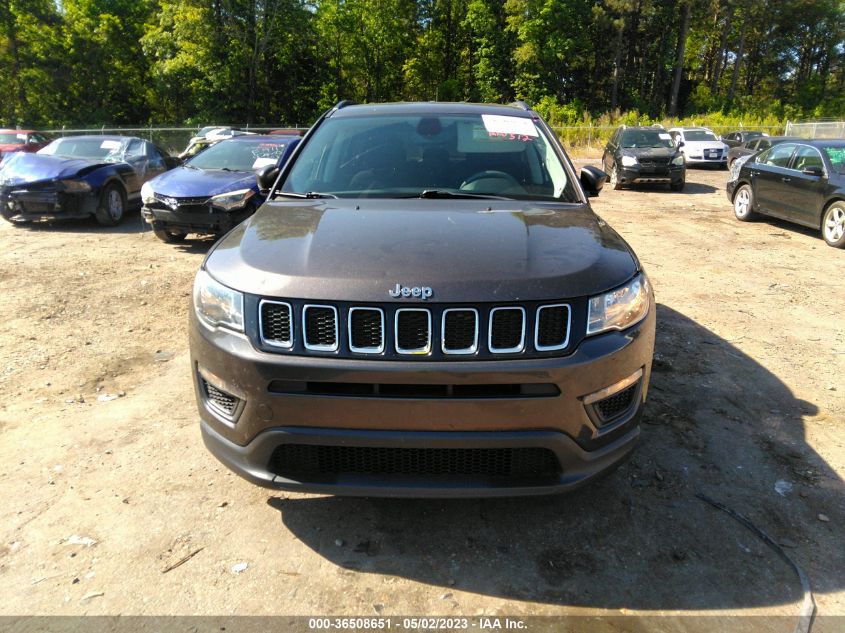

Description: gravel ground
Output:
[0,161,842,627]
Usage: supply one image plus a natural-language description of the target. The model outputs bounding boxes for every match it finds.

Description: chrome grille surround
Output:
[252,299,575,360]
[348,307,385,353]
[534,304,572,351]
[488,307,526,354]
[259,300,294,348]
[394,308,432,354]
[302,304,339,352]
[441,308,479,355]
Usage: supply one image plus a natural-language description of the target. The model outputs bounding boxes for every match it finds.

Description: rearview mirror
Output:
[256,165,280,191]
[580,166,607,197]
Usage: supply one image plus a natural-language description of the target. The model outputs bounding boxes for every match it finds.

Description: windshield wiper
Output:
[414,189,513,200]
[274,191,338,199]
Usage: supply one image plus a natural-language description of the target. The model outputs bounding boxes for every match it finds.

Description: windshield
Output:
[745,132,763,139]
[38,138,124,160]
[621,130,673,149]
[281,113,577,201]
[0,133,26,144]
[187,139,289,171]
[683,130,719,142]
[823,146,845,174]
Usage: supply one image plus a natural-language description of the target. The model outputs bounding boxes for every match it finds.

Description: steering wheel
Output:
[459,170,522,191]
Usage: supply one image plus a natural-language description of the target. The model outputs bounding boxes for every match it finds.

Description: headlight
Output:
[210,188,254,211]
[620,155,638,167]
[587,274,650,336]
[193,269,244,332]
[140,181,156,204]
[730,155,750,181]
[59,179,91,193]
[671,154,685,166]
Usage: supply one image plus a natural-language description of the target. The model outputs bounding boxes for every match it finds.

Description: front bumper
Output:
[1,189,96,221]
[190,304,656,497]
[142,204,250,235]
[617,165,684,185]
[726,179,739,202]
[684,153,727,165]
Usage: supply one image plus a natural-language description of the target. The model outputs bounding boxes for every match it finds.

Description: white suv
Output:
[668,127,729,168]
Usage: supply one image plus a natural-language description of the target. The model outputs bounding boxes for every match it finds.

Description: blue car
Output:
[0,135,178,226]
[141,134,300,242]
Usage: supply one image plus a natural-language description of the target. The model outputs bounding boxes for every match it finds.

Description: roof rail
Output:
[510,100,532,111]
[325,100,356,118]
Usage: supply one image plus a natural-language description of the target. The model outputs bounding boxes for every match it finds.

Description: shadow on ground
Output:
[4,210,148,235]
[267,304,842,610]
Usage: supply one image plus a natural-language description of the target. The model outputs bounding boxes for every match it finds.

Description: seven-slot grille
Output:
[258,301,574,358]
[442,309,478,354]
[489,307,525,353]
[260,301,293,348]
[349,308,384,352]
[395,309,431,353]
[535,304,571,351]
[303,305,338,351]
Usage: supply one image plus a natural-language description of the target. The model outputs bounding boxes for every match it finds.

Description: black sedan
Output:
[721,130,766,148]
[0,135,179,226]
[727,139,845,248]
[726,136,800,168]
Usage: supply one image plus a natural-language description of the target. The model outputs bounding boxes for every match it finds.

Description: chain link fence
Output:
[38,121,795,155]
[784,120,845,139]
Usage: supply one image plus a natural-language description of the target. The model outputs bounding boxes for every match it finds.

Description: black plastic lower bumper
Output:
[200,420,639,498]
[1,191,96,221]
[142,205,248,235]
[618,166,684,186]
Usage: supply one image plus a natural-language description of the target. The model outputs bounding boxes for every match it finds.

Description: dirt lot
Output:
[0,161,843,628]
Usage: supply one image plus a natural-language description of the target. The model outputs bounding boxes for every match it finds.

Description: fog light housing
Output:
[583,368,643,427]
[197,366,243,421]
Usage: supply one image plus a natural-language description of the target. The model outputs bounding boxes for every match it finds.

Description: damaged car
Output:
[141,134,300,242]
[0,135,179,226]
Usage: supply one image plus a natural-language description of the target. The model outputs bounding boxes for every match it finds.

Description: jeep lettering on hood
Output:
[389,284,433,299]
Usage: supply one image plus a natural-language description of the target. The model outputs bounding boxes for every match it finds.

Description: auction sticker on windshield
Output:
[481,115,538,137]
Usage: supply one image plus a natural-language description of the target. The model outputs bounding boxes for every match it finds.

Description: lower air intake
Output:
[594,384,638,422]
[201,378,239,417]
[269,445,560,479]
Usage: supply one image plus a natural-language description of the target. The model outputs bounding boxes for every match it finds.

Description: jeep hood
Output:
[206,199,638,302]
[147,165,256,198]
[0,152,111,185]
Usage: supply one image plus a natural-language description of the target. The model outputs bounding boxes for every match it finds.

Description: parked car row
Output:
[0,129,300,235]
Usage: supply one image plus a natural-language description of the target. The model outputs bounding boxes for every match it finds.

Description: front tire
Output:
[153,226,187,243]
[822,202,845,248]
[670,175,685,191]
[610,165,623,190]
[94,184,126,226]
[733,184,757,222]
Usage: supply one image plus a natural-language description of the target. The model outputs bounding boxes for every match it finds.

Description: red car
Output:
[0,130,49,161]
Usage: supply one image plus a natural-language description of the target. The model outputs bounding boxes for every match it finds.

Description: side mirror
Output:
[256,165,280,191]
[676,141,685,148]
[801,165,824,177]
[164,156,183,169]
[580,166,607,197]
